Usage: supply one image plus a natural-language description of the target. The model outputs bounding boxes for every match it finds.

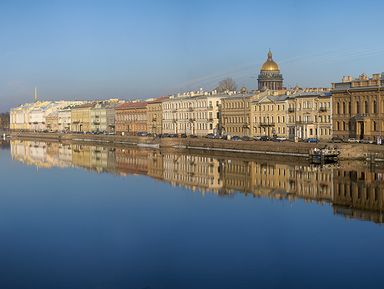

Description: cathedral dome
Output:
[260,50,279,71]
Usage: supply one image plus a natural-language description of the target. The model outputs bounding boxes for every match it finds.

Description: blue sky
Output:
[1,0,384,111]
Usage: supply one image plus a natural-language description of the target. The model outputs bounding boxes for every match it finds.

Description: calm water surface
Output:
[1,139,384,289]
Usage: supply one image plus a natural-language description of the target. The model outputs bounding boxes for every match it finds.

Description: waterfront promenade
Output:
[10,131,384,160]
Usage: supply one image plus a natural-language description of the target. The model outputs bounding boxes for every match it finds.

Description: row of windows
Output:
[286,115,331,123]
[224,116,249,124]
[289,102,330,110]
[288,127,331,136]
[335,120,381,131]
[255,104,286,112]
[163,112,217,120]
[223,101,249,109]
[163,123,214,130]
[116,115,147,121]
[252,127,287,134]
[336,99,383,115]
[163,100,219,110]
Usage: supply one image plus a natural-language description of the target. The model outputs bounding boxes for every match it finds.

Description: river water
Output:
[1,139,384,289]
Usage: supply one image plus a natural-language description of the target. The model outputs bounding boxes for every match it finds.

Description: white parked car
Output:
[347,138,359,143]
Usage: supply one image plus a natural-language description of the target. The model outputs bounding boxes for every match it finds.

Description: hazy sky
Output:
[1,0,384,111]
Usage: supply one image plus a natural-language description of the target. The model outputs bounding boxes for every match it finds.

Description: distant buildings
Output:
[10,101,83,131]
[8,50,384,141]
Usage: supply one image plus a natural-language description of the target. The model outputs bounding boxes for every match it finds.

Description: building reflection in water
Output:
[10,139,384,224]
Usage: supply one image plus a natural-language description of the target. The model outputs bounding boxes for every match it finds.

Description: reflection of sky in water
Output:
[0,143,384,289]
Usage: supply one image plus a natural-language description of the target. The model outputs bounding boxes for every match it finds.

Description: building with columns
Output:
[331,73,384,141]
[257,50,283,91]
[250,92,289,138]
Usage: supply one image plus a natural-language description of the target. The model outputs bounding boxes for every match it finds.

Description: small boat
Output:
[309,146,340,164]
[137,143,160,149]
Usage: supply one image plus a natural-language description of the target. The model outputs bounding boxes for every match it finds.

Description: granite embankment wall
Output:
[10,131,384,160]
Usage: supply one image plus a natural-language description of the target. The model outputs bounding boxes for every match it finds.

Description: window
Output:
[365,100,369,114]
[374,100,378,114]
[337,102,340,114]
[356,101,360,114]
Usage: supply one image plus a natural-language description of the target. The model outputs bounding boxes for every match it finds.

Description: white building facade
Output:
[162,92,227,136]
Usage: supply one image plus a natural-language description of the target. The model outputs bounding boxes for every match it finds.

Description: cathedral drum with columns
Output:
[258,50,284,91]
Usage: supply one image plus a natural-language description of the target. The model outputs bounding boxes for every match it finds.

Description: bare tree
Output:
[0,113,10,130]
[217,78,237,92]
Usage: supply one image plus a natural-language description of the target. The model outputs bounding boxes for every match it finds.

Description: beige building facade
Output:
[71,103,94,133]
[147,97,168,135]
[162,93,225,136]
[115,101,148,135]
[332,73,384,141]
[287,91,332,141]
[251,93,289,138]
[221,94,252,137]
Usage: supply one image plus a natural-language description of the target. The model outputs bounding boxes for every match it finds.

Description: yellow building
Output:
[71,103,95,133]
[251,93,289,138]
[147,97,168,135]
[332,73,384,141]
[46,112,59,132]
[221,94,253,137]
[287,91,332,141]
[333,162,384,223]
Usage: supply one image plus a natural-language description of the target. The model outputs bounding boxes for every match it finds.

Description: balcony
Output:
[188,107,194,112]
[208,118,214,122]
[288,108,295,113]
[319,107,327,112]
[207,105,214,110]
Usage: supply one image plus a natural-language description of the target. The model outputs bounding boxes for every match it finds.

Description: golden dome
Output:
[260,50,279,71]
